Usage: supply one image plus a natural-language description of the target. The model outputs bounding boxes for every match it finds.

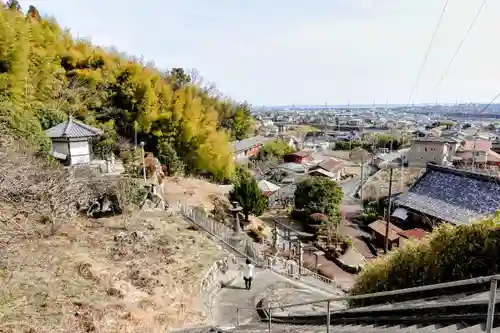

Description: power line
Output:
[435,0,488,88]
[406,0,450,106]
[478,90,500,113]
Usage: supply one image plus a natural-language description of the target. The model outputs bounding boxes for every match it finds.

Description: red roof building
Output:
[284,151,313,164]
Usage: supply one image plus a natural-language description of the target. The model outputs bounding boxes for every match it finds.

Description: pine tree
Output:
[229,175,267,221]
[27,5,41,20]
[157,140,184,176]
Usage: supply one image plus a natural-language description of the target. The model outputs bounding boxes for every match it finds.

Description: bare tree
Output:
[186,68,221,97]
[0,148,92,237]
[187,68,203,86]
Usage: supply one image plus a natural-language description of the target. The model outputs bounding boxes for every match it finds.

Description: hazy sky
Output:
[29,0,499,106]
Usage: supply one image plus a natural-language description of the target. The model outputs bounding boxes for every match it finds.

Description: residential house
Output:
[393,163,500,227]
[367,220,402,251]
[308,158,346,181]
[230,136,272,161]
[493,138,500,154]
[257,179,280,196]
[347,119,363,126]
[303,139,330,151]
[398,228,429,247]
[284,151,313,164]
[44,116,103,166]
[373,149,409,168]
[454,139,500,168]
[407,137,460,167]
[368,220,429,251]
[281,135,301,150]
[262,124,279,136]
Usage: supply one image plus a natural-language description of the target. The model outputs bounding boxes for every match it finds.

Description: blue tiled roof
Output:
[394,164,500,225]
[44,116,103,138]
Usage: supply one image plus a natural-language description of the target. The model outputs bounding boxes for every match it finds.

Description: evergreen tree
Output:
[27,5,41,20]
[229,175,267,222]
[157,140,184,176]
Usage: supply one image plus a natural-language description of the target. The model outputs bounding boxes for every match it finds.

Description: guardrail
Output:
[171,201,338,292]
[236,275,500,333]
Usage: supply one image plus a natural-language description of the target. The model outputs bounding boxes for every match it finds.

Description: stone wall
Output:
[199,253,241,319]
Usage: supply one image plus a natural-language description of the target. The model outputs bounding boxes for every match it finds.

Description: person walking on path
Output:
[243,259,254,290]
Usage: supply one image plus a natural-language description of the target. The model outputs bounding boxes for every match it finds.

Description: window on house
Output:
[424,148,428,152]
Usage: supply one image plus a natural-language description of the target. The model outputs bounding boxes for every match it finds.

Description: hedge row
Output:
[349,213,500,307]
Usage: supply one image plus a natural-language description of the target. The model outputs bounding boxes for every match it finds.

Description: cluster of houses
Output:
[367,162,500,251]
[407,134,500,170]
[43,117,500,257]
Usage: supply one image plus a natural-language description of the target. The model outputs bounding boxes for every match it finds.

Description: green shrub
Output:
[340,237,353,253]
[349,213,500,307]
[248,227,266,243]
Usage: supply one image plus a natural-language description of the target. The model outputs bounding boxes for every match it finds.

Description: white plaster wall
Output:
[52,141,69,156]
[69,140,90,165]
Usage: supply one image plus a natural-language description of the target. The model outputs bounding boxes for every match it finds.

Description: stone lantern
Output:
[229,201,243,234]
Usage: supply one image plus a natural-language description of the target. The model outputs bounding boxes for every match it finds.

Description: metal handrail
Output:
[269,274,500,310]
[235,274,500,333]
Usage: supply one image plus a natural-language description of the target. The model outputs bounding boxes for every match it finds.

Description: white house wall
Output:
[69,140,90,165]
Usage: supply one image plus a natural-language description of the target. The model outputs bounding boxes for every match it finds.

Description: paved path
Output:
[212,269,333,328]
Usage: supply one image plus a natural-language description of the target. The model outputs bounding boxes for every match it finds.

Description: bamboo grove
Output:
[0,1,254,181]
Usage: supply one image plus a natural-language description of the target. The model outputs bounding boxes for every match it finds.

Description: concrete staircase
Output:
[174,274,500,333]
[176,323,499,332]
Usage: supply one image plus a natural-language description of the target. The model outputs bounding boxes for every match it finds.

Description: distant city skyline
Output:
[31,0,500,105]
[257,102,500,108]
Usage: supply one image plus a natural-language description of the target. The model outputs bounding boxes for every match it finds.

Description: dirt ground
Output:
[162,176,271,237]
[361,167,424,200]
[0,208,224,333]
[163,176,228,211]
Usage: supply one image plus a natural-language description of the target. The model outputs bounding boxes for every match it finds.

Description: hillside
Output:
[0,207,224,333]
[0,1,253,181]
[0,145,225,333]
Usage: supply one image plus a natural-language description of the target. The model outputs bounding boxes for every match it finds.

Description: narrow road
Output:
[339,165,377,260]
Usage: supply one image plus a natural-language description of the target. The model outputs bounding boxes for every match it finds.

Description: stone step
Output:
[179,322,500,333]
[214,322,498,333]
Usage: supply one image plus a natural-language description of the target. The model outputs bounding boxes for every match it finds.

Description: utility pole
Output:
[384,166,394,254]
[472,135,478,171]
[140,141,147,183]
[134,121,138,147]
[360,155,364,202]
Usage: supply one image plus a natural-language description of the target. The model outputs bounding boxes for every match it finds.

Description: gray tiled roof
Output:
[44,116,103,138]
[413,137,459,144]
[394,164,500,225]
[230,136,272,153]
